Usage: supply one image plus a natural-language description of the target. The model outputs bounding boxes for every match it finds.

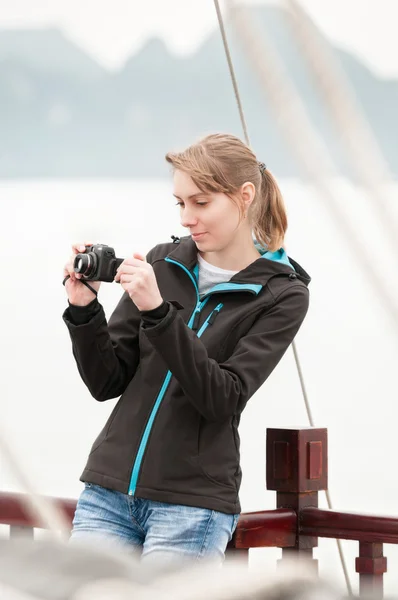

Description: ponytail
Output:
[252,168,288,252]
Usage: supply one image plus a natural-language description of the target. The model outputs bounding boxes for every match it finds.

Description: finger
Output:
[71,244,85,255]
[132,252,146,262]
[116,264,141,275]
[122,257,148,268]
[71,242,93,255]
[118,273,133,285]
[118,277,130,291]
[115,266,143,283]
[66,262,80,282]
[115,264,134,279]
[119,272,143,285]
[63,264,75,282]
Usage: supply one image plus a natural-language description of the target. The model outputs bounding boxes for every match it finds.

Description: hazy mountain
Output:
[0,28,106,81]
[0,5,396,179]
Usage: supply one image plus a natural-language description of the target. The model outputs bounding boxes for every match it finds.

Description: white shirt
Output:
[197,253,239,298]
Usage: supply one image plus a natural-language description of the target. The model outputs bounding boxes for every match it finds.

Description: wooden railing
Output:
[1,427,397,598]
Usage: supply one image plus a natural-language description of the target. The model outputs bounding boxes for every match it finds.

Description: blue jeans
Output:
[70,483,240,570]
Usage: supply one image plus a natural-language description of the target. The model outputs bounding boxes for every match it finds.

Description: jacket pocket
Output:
[194,418,238,490]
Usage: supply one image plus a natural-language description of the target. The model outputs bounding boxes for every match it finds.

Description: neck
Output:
[200,228,261,271]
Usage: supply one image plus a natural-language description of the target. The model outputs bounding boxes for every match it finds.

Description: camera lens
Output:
[73,252,97,277]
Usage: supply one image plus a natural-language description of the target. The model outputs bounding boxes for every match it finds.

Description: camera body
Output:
[73,244,124,282]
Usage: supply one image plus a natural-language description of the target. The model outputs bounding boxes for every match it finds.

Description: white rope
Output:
[213,0,250,145]
[213,0,355,594]
[283,0,398,258]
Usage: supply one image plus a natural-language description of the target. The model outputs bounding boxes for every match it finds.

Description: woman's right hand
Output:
[63,242,101,306]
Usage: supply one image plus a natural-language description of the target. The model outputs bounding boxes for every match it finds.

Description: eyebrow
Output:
[173,193,208,200]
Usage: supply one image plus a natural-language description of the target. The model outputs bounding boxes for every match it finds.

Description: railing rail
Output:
[1,427,398,598]
[0,491,75,530]
[301,507,398,545]
[232,508,296,549]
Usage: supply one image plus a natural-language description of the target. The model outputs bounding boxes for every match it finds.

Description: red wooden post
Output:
[266,427,328,572]
[356,542,387,599]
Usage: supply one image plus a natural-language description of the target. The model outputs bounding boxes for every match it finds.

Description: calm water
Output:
[1,178,398,592]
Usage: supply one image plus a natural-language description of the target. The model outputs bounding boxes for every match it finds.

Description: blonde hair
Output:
[165,133,288,251]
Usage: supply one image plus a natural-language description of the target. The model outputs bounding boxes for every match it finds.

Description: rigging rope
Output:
[283,0,398,260]
[213,0,352,594]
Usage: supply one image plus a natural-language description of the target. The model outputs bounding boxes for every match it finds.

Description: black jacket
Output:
[63,236,310,514]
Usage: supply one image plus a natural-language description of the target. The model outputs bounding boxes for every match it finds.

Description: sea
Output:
[1,177,398,594]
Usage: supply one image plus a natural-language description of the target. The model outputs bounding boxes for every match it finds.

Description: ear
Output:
[241,181,256,211]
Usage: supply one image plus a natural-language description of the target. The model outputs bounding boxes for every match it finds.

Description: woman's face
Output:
[173,169,243,251]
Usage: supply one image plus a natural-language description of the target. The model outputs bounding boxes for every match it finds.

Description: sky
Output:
[0,0,397,79]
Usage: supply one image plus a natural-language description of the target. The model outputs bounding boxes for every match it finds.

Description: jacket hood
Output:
[167,235,311,288]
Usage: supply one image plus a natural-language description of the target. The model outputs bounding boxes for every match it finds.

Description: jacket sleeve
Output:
[142,285,309,422]
[62,247,157,402]
[63,292,143,401]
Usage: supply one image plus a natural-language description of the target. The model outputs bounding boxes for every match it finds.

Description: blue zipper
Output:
[128,370,173,495]
[127,257,260,496]
[197,302,223,337]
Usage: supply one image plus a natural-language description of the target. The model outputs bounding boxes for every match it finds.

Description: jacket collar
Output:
[166,236,311,287]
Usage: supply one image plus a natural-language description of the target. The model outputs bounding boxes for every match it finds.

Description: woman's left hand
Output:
[114,252,164,312]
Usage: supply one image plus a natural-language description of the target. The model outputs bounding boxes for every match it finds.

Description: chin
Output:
[194,239,213,250]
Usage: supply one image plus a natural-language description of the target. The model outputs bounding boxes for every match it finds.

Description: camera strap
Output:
[62,275,98,297]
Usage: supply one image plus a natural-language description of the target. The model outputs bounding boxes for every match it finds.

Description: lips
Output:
[191,232,206,240]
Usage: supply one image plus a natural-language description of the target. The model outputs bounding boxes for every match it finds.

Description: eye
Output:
[174,200,208,207]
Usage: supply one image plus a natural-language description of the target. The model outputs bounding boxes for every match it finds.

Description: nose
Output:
[180,205,198,229]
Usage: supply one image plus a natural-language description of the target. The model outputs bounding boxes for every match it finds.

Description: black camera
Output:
[73,244,124,282]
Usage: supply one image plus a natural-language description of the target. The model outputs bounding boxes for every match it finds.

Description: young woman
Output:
[62,133,310,570]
